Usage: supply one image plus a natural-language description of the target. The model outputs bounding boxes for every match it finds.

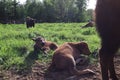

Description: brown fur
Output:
[26,17,35,28]
[48,42,95,75]
[82,21,95,28]
[32,36,58,54]
[41,41,58,54]
[95,0,120,80]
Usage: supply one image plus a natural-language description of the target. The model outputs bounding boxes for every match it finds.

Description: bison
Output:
[48,42,95,75]
[26,17,35,28]
[32,36,58,54]
[95,0,120,80]
[81,20,95,28]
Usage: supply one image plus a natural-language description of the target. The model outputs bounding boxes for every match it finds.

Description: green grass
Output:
[0,23,100,70]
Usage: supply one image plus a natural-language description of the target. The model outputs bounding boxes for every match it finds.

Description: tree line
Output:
[0,0,94,24]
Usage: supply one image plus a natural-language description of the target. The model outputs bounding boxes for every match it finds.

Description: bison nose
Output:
[41,42,45,46]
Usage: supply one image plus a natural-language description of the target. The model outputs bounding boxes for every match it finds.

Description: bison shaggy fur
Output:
[26,17,35,28]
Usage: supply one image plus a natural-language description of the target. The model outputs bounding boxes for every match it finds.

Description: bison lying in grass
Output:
[95,0,120,80]
[82,20,95,28]
[48,42,95,75]
[32,36,58,54]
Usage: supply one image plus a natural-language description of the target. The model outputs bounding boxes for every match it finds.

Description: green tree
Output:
[75,0,88,22]
[43,0,56,22]
[0,0,89,23]
[86,9,94,21]
[0,0,6,23]
[63,0,78,22]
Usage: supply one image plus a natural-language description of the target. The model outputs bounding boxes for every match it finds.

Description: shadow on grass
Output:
[23,51,40,72]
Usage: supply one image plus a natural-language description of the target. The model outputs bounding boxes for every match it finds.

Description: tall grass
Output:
[0,23,100,70]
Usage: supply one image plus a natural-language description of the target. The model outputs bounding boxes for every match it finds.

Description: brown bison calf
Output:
[32,36,58,54]
[96,0,120,80]
[48,42,94,75]
[26,17,35,28]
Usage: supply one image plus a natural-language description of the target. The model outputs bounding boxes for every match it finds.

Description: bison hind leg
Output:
[47,62,56,72]
[68,58,95,76]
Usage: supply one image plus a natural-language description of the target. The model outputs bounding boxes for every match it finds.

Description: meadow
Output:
[0,23,100,71]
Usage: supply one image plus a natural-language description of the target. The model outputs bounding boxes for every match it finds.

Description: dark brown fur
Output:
[48,42,94,75]
[32,36,58,54]
[26,17,35,28]
[95,0,120,80]
[82,21,95,28]
[41,41,58,54]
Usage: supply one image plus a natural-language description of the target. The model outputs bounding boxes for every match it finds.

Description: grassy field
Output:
[0,23,100,71]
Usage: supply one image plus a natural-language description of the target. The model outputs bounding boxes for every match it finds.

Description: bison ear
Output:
[50,43,58,50]
[80,41,87,45]
[76,42,86,48]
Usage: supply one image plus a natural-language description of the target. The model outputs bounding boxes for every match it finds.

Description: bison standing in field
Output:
[26,17,35,28]
[95,0,120,80]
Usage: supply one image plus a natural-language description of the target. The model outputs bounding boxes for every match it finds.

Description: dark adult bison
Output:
[95,0,120,80]
[26,17,35,28]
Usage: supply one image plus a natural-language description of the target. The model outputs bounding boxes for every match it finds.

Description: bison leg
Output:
[69,58,95,75]
[109,57,118,80]
[108,47,119,80]
[47,60,57,72]
[99,43,118,80]
[99,48,109,80]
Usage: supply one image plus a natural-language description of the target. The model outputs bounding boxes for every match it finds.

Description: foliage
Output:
[0,0,93,23]
[0,23,100,71]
